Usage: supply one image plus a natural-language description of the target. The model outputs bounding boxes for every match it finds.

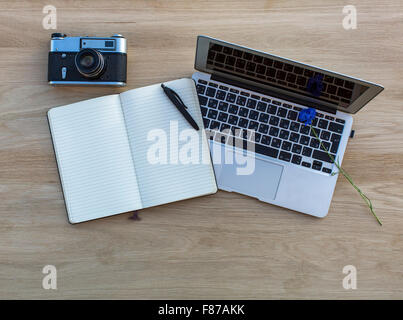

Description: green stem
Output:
[310,125,382,226]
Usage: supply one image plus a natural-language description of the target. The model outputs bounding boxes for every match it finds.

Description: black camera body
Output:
[48,33,127,86]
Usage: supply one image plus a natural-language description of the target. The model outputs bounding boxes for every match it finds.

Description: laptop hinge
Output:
[211,73,337,114]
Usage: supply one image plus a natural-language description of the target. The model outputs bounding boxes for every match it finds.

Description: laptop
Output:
[192,35,383,218]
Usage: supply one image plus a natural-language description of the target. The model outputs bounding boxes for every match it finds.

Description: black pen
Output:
[161,83,200,131]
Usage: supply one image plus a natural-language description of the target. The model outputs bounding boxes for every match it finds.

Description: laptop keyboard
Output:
[206,43,355,108]
[196,79,346,174]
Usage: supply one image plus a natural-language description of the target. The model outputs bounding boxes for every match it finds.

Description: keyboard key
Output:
[310,138,320,149]
[269,126,279,137]
[330,133,341,153]
[249,110,259,120]
[218,112,228,122]
[281,141,292,151]
[330,141,340,154]
[287,110,298,120]
[312,160,322,171]
[216,90,226,100]
[255,144,279,159]
[207,109,218,119]
[228,104,239,114]
[292,144,302,154]
[226,93,236,103]
[309,127,320,137]
[230,88,239,94]
[206,87,216,97]
[328,121,344,134]
[302,146,312,157]
[272,100,282,106]
[219,85,229,91]
[208,98,218,109]
[210,120,220,130]
[269,116,279,126]
[325,115,335,121]
[258,123,269,134]
[289,132,300,143]
[271,138,281,148]
[261,135,271,145]
[240,91,250,97]
[196,84,206,94]
[201,106,207,117]
[203,118,210,128]
[322,167,332,174]
[301,161,311,168]
[300,125,310,135]
[198,79,208,85]
[291,154,302,165]
[259,113,269,123]
[257,102,267,112]
[290,121,300,132]
[312,150,335,163]
[199,95,208,106]
[253,132,262,143]
[220,123,231,132]
[228,115,239,125]
[238,118,249,128]
[236,95,247,106]
[320,141,331,152]
[279,151,292,162]
[246,99,257,109]
[238,107,249,117]
[277,107,287,117]
[336,118,345,124]
[218,101,229,111]
[279,129,290,140]
[318,119,328,129]
[300,135,310,145]
[320,130,330,141]
[267,104,277,114]
[279,119,290,129]
[248,121,259,130]
[331,133,341,143]
[209,82,218,88]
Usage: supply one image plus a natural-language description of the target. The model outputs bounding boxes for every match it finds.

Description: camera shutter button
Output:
[61,67,67,80]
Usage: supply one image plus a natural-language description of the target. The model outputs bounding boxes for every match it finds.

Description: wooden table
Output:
[0,0,402,299]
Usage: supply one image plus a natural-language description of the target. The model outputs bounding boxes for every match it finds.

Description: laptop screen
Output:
[195,36,383,114]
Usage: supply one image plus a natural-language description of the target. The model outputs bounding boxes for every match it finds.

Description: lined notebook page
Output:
[48,95,143,223]
[120,78,217,208]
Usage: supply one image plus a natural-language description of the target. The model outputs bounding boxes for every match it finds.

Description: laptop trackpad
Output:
[218,157,283,201]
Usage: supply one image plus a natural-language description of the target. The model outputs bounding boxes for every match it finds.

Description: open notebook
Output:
[48,78,217,223]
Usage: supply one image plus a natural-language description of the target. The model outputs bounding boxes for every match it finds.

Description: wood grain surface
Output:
[0,0,402,299]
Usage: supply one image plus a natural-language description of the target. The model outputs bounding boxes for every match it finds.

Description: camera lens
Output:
[80,55,95,68]
[75,49,105,79]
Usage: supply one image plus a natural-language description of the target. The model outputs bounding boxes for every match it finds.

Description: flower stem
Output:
[310,125,382,226]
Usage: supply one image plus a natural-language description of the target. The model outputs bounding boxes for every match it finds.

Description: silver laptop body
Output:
[192,35,383,217]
